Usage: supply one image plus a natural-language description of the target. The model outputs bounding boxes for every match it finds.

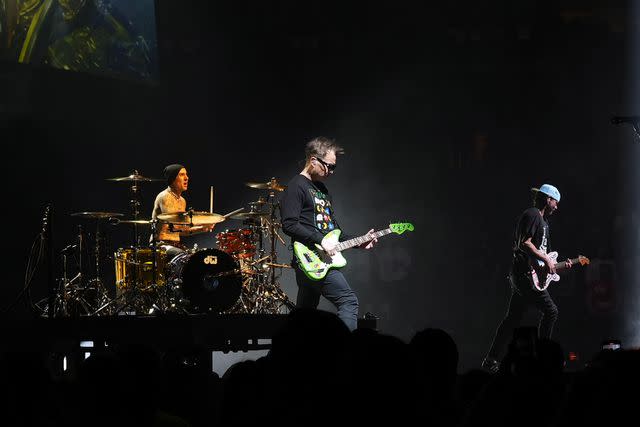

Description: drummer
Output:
[151,164,215,258]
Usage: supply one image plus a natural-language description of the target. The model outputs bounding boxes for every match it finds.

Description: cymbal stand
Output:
[128,170,143,247]
[51,246,78,317]
[82,219,113,315]
[148,219,173,314]
[77,225,84,287]
[254,191,294,313]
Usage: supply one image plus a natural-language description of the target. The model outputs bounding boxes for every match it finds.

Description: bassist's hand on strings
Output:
[359,229,378,250]
[321,239,338,256]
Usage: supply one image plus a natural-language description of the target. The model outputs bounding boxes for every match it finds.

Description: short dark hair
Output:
[305,137,344,161]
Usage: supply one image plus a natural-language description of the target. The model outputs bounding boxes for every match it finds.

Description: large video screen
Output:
[0,0,158,80]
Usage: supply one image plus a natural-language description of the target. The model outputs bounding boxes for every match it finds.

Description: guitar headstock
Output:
[578,255,590,266]
[389,222,414,234]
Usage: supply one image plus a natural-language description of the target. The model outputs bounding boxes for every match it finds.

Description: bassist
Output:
[483,184,572,372]
[280,137,377,331]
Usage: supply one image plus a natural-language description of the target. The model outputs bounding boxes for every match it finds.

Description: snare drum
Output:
[166,248,242,313]
[215,228,256,259]
[114,247,167,293]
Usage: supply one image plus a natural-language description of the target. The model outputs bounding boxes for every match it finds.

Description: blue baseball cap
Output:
[532,184,561,202]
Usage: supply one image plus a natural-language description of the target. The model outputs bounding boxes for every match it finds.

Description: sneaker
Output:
[482,356,500,374]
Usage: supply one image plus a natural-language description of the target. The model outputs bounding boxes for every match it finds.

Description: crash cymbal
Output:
[245,177,286,192]
[157,210,225,225]
[229,212,270,221]
[71,211,124,219]
[106,173,163,182]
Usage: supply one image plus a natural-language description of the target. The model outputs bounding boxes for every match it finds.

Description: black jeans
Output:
[294,263,359,331]
[486,271,559,360]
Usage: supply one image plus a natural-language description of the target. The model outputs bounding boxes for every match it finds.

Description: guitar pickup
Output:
[304,253,313,263]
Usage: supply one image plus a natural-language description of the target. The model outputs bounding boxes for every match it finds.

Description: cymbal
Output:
[71,211,123,219]
[111,219,154,225]
[229,212,269,221]
[106,173,163,182]
[245,177,286,192]
[157,210,225,225]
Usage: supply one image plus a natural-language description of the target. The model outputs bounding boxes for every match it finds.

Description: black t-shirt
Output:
[280,174,350,248]
[511,207,550,274]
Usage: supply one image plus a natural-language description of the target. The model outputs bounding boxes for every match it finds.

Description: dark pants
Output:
[294,264,359,331]
[486,271,559,360]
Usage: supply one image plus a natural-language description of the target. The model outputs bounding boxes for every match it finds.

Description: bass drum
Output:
[166,248,242,313]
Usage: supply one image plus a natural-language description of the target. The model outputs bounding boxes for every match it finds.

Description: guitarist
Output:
[280,137,377,331]
[482,184,572,373]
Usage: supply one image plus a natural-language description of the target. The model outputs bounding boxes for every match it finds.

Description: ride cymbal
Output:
[229,212,269,220]
[106,173,163,182]
[71,212,123,219]
[245,177,286,192]
[111,218,154,225]
[157,210,226,225]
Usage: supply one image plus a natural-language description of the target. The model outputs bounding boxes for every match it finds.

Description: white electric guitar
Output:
[530,251,590,291]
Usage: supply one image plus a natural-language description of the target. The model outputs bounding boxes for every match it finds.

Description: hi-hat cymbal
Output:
[106,173,163,182]
[157,210,225,225]
[71,211,123,219]
[245,177,286,192]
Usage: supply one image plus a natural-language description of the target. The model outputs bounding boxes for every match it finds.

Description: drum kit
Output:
[42,171,295,318]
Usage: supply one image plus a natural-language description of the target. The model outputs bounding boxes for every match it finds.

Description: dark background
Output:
[1,0,639,372]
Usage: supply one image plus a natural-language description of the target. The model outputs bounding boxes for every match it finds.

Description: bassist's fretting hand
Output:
[358,228,378,250]
[544,256,557,275]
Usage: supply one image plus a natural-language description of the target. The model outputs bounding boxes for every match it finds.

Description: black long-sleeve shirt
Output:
[280,174,351,248]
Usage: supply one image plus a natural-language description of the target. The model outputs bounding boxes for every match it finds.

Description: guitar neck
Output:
[554,257,581,272]
[336,228,392,252]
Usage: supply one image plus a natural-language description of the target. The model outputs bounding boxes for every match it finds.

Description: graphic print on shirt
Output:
[309,188,335,232]
[540,225,548,253]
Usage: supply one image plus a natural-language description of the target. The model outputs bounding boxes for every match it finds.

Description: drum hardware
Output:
[51,173,295,317]
[47,244,83,317]
[166,248,242,313]
[69,212,118,315]
[218,185,295,314]
[70,211,124,219]
[157,210,226,226]
[42,225,107,317]
[106,219,175,315]
[248,196,267,207]
[105,172,164,182]
[228,212,270,221]
[245,177,287,192]
[264,262,292,269]
[107,170,163,246]
[109,218,154,225]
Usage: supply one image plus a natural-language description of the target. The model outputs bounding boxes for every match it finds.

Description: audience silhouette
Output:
[1,309,637,427]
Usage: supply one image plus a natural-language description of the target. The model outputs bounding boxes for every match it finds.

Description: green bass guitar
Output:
[293,222,414,280]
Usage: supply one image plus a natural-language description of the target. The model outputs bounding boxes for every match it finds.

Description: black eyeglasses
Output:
[314,157,337,171]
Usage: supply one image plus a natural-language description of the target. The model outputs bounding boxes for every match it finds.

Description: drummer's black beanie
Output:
[164,164,185,186]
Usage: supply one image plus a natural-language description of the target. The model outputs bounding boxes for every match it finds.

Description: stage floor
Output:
[1,313,377,352]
